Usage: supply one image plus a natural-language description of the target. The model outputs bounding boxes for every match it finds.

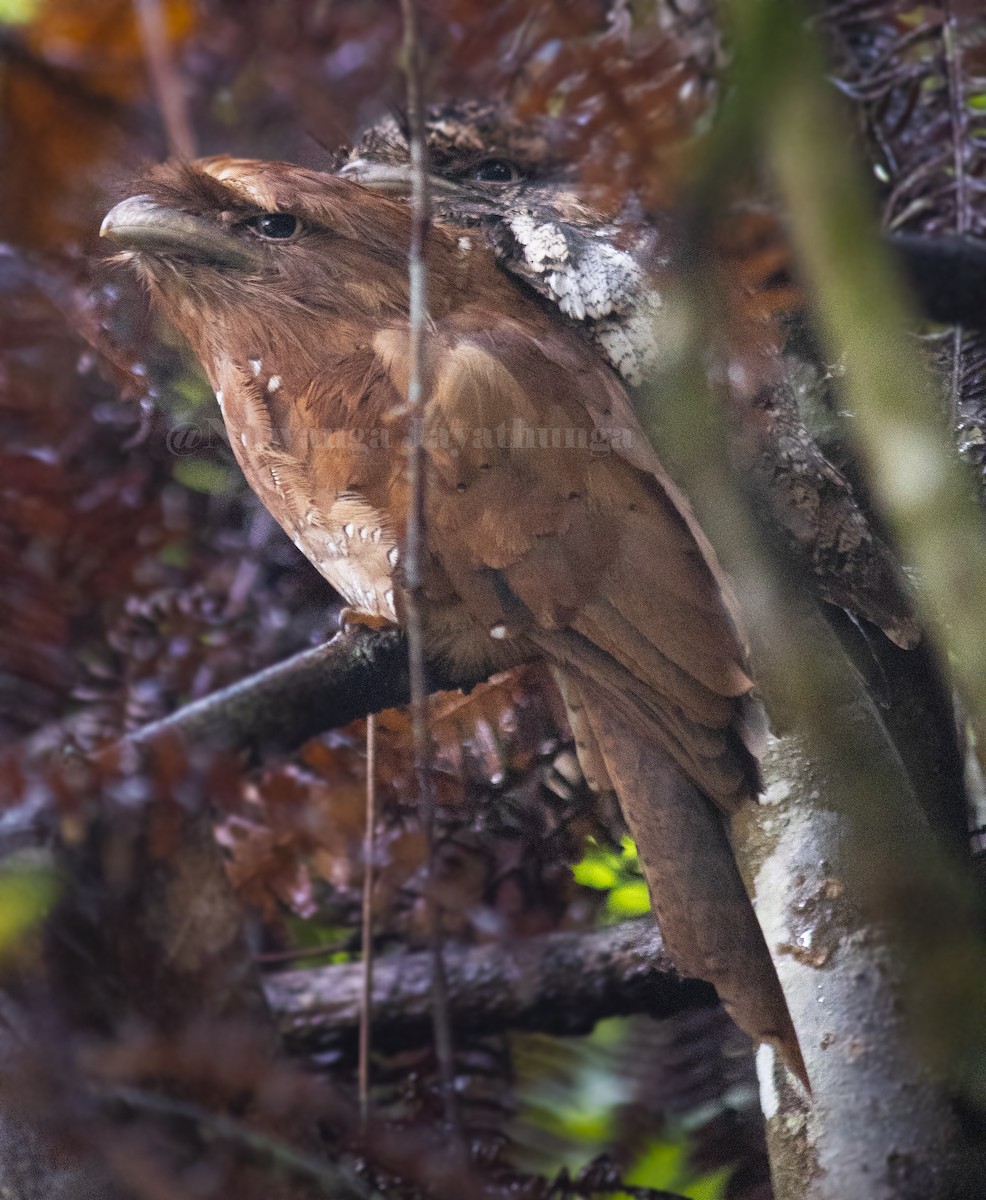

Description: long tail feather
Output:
[562,672,809,1090]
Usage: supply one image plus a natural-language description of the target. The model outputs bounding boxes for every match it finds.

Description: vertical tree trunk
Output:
[733,712,968,1199]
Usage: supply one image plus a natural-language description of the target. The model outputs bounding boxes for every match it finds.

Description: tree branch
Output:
[132,0,197,159]
[265,919,717,1058]
[119,625,492,766]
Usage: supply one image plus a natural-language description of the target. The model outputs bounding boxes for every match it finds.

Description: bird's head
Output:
[340,100,568,206]
[339,102,666,384]
[340,100,596,222]
[100,157,478,360]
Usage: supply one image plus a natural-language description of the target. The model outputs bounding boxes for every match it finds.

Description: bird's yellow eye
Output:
[248,212,301,240]
[468,158,520,184]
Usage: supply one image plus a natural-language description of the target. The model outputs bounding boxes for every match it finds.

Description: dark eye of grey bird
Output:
[468,158,520,183]
[249,212,300,240]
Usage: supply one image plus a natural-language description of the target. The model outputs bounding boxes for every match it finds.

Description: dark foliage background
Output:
[2,2,985,1198]
[0,4,766,1198]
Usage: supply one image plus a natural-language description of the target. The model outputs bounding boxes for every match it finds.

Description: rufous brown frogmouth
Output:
[101,151,808,1087]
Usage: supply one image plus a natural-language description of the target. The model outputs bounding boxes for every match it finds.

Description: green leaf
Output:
[619,835,638,862]
[572,857,619,890]
[625,1137,732,1200]
[606,879,651,918]
[572,836,644,895]
[0,0,42,24]
[684,1166,733,1200]
[0,866,58,953]
[279,915,355,967]
[158,541,190,568]
[173,457,239,495]
[624,1138,686,1187]
[169,371,216,416]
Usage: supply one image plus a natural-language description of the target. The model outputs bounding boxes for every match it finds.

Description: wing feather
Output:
[374,313,758,810]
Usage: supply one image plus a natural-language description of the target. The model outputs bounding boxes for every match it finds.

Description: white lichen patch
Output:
[507,212,570,272]
[545,238,641,322]
[502,209,669,385]
[592,292,664,386]
[508,209,643,324]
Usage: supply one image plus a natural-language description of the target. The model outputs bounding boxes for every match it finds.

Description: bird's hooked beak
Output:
[339,158,496,206]
[100,195,262,269]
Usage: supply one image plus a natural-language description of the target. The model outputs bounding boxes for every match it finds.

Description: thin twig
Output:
[358,712,377,1128]
[396,0,432,796]
[133,0,197,158]
[943,1,969,427]
[942,3,970,239]
[397,0,461,1139]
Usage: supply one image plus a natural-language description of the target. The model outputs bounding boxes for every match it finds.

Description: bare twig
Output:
[396,0,432,783]
[133,0,197,159]
[397,0,461,1139]
[943,1,969,425]
[358,712,377,1128]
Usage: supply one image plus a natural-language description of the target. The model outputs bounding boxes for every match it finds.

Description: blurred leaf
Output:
[173,457,239,495]
[0,864,58,954]
[0,0,42,24]
[625,1138,687,1187]
[573,838,621,887]
[511,1018,733,1196]
[572,855,618,891]
[3,0,189,246]
[509,1020,629,1175]
[606,879,650,920]
[624,1137,731,1199]
[573,836,650,919]
[278,913,355,966]
[166,368,218,421]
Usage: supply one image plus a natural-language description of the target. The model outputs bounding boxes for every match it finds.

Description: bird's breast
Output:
[210,353,401,623]
[292,495,400,622]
